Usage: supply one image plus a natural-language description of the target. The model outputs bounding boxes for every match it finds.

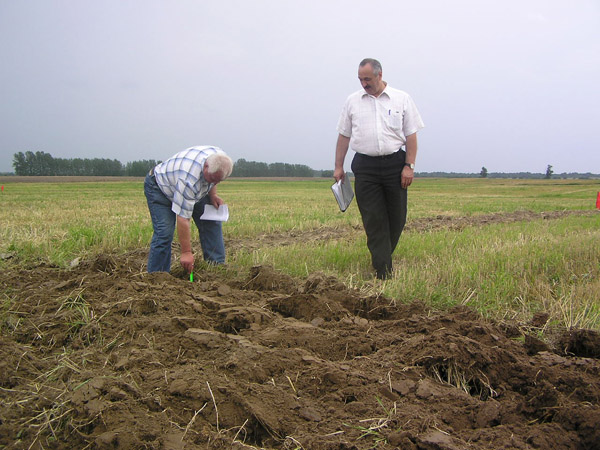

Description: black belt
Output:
[360,150,401,160]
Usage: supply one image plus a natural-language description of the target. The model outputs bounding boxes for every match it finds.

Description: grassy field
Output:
[1,177,599,330]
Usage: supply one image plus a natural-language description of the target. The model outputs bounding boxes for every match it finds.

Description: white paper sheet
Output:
[199,204,229,222]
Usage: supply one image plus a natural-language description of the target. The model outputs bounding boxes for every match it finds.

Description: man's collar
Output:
[362,81,389,99]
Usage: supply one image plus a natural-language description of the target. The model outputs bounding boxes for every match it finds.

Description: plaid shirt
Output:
[153,146,224,218]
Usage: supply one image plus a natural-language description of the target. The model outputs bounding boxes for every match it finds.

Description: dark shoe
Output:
[376,269,391,280]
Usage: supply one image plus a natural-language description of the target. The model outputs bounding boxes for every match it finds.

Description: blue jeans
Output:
[144,174,225,272]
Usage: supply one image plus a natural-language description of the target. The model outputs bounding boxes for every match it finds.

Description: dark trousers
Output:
[351,151,407,278]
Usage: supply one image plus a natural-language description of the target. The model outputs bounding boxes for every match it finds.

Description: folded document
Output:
[331,174,354,212]
[200,204,229,221]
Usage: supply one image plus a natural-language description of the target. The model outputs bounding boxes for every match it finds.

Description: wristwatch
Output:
[405,163,415,170]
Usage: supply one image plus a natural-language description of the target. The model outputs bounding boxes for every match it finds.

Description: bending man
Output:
[144,146,233,273]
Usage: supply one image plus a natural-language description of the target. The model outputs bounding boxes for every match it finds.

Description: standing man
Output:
[334,58,424,279]
[144,146,233,273]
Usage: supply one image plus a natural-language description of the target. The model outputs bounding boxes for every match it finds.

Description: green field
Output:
[1,177,599,330]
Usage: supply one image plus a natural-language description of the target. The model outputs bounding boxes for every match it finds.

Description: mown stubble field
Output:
[1,177,599,449]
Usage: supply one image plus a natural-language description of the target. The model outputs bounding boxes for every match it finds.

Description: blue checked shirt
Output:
[153,146,224,219]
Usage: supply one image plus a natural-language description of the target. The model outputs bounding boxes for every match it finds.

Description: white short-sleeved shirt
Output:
[336,84,425,156]
[153,146,223,218]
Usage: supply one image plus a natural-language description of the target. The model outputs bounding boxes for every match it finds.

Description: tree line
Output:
[9,151,598,179]
[12,151,158,177]
[232,158,331,177]
[11,151,332,178]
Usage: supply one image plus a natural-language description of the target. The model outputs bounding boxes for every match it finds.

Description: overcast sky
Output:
[1,0,599,174]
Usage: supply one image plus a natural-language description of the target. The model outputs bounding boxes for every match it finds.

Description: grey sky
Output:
[1,0,599,174]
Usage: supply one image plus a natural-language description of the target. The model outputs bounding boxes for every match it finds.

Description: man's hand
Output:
[402,133,418,189]
[333,167,345,183]
[208,185,224,209]
[181,251,194,273]
[209,194,224,209]
[334,134,350,182]
[401,166,414,189]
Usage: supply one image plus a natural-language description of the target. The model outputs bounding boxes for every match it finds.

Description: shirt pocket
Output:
[386,110,403,130]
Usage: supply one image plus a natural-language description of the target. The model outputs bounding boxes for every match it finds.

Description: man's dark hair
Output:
[359,58,382,76]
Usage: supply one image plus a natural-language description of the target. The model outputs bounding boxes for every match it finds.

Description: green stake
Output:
[190,271,193,282]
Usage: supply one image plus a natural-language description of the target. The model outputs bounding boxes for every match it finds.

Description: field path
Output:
[226,209,598,253]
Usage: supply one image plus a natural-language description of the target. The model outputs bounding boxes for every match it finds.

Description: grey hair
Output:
[206,153,233,179]
[359,58,382,76]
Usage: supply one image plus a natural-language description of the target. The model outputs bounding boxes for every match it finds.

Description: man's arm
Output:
[401,132,418,189]
[334,134,351,182]
[176,215,194,273]
[208,186,224,208]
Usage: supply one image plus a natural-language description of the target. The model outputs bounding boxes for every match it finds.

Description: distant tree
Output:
[125,159,160,177]
[13,151,56,175]
[90,158,123,176]
[233,158,269,177]
[233,159,313,177]
[545,164,553,179]
[285,163,314,177]
[269,162,288,177]
[232,158,249,176]
[480,167,488,178]
[12,152,28,175]
[12,152,127,176]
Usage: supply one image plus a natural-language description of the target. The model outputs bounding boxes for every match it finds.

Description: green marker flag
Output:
[190,271,194,282]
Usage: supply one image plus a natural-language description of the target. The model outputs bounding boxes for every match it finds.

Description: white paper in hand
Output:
[199,204,229,221]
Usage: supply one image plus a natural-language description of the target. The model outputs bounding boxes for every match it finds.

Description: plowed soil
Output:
[1,211,599,449]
